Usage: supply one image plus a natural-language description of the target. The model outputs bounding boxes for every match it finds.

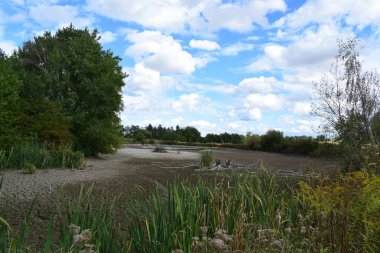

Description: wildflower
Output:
[68,224,81,235]
[74,229,92,246]
[80,244,97,253]
[285,227,291,233]
[210,238,229,250]
[300,226,306,234]
[200,226,208,238]
[214,229,233,242]
[270,239,282,249]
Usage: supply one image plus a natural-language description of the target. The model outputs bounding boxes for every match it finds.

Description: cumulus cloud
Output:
[292,101,312,116]
[189,39,221,51]
[247,24,340,72]
[187,120,217,134]
[172,93,201,112]
[246,108,262,121]
[277,0,380,31]
[86,0,286,33]
[100,31,117,44]
[238,76,276,94]
[171,116,184,126]
[0,39,17,55]
[29,4,93,28]
[244,93,284,110]
[125,30,198,74]
[190,0,287,33]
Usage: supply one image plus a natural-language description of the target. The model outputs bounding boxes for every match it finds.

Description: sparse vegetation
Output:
[200,149,213,168]
[153,142,167,153]
[0,170,378,252]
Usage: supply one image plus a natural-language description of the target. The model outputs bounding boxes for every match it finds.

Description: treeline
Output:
[123,124,245,144]
[123,125,336,157]
[0,25,125,169]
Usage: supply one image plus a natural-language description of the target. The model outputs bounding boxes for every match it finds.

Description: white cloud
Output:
[191,0,287,33]
[172,93,201,112]
[29,4,93,28]
[248,24,340,72]
[238,76,276,94]
[220,42,254,56]
[0,40,17,55]
[278,0,380,31]
[187,120,217,134]
[142,118,163,126]
[244,93,284,110]
[86,0,202,33]
[247,108,262,121]
[100,31,117,44]
[86,0,286,34]
[125,30,198,74]
[292,101,312,116]
[189,39,220,51]
[171,116,184,126]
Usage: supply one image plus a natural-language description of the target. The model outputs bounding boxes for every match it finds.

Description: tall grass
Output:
[200,150,213,168]
[0,171,378,252]
[127,171,305,252]
[0,141,84,169]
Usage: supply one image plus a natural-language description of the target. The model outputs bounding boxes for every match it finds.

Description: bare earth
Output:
[0,144,338,245]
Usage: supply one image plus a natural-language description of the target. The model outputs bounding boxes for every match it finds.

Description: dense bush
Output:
[0,51,21,149]
[3,25,125,156]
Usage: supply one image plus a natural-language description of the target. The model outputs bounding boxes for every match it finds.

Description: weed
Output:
[153,142,167,153]
[22,162,36,174]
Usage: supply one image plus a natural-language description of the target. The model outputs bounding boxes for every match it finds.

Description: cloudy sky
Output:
[1,0,380,136]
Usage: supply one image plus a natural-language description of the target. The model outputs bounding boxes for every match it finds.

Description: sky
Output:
[1,0,380,136]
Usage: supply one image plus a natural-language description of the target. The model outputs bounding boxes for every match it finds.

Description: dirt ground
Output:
[0,144,338,247]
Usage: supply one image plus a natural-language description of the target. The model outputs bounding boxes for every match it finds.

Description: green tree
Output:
[13,25,126,155]
[261,130,284,152]
[0,50,21,148]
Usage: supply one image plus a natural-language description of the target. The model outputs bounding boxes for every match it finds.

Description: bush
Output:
[22,162,36,174]
[153,142,167,153]
[261,130,284,152]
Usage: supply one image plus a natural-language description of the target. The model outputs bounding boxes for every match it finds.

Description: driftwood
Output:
[151,160,331,178]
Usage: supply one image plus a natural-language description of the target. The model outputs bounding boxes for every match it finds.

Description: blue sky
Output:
[1,0,380,136]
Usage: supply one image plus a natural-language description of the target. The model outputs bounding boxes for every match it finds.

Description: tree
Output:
[261,130,284,152]
[0,50,21,148]
[312,37,380,148]
[12,25,126,155]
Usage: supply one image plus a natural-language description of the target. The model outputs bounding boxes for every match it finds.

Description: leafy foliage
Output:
[299,171,380,252]
[12,25,126,156]
[0,51,21,149]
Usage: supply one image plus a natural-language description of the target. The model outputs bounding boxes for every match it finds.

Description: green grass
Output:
[0,142,84,170]
[200,150,213,168]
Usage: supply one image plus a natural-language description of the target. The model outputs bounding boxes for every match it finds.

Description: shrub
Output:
[22,162,36,174]
[153,142,167,153]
